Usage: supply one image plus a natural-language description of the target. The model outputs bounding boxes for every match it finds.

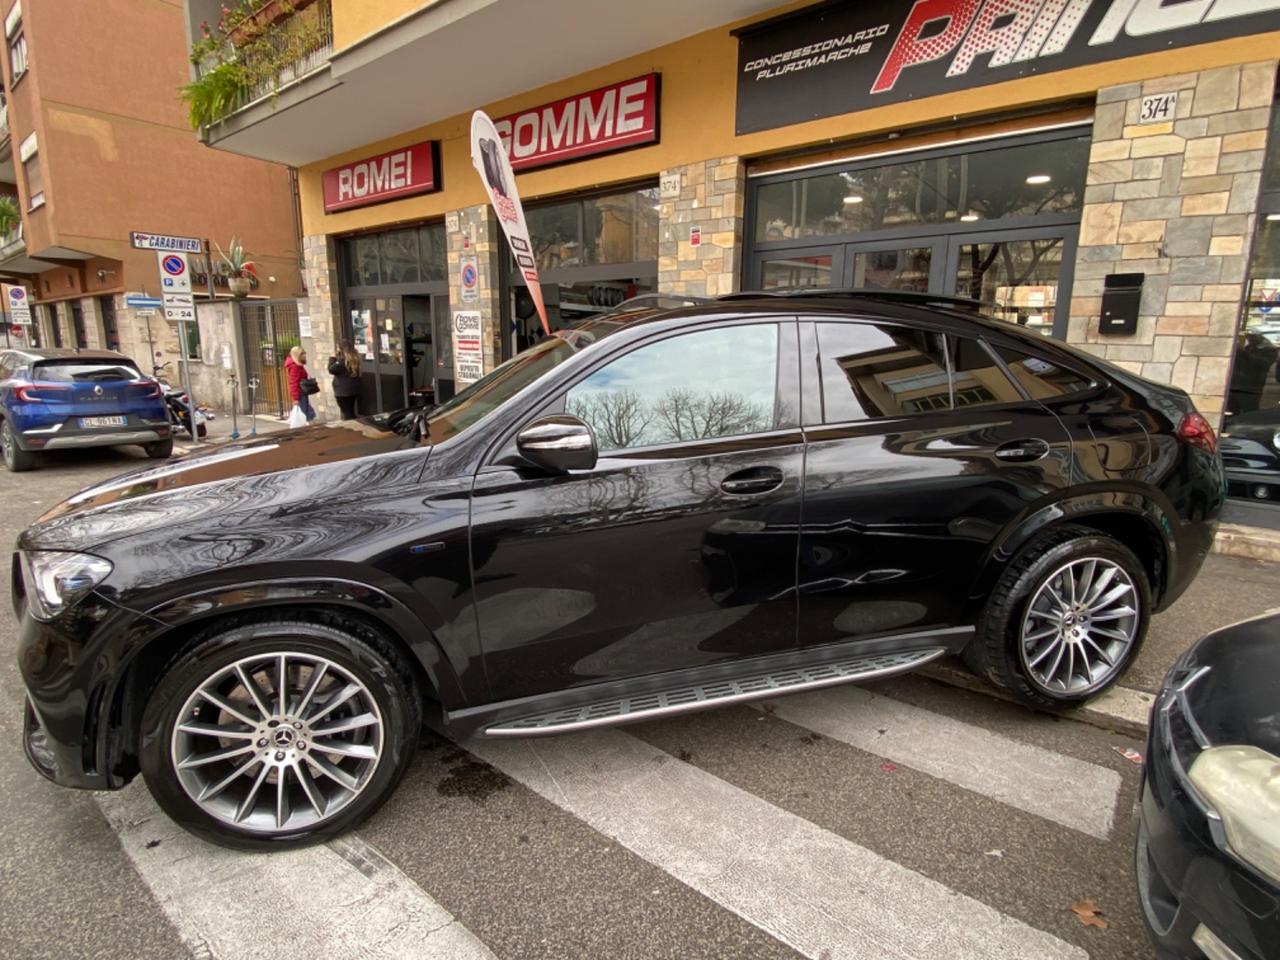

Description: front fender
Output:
[130,577,468,710]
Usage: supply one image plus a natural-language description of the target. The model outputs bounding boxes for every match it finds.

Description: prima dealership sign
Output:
[735,0,1280,134]
[322,141,441,213]
[492,74,659,172]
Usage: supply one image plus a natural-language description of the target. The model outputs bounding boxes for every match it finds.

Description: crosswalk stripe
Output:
[752,685,1121,839]
[467,729,1088,960]
[96,783,496,960]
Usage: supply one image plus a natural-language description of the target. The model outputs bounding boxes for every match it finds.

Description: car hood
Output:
[1180,613,1280,756]
[22,421,429,550]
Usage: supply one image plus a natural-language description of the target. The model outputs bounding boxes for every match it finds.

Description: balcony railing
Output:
[0,100,9,144]
[189,0,333,129]
[0,221,24,260]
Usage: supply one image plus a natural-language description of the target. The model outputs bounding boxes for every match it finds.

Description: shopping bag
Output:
[288,404,307,429]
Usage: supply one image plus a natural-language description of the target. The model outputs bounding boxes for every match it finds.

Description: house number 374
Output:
[1138,92,1178,125]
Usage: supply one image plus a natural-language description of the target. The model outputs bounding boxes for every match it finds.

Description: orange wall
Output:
[12,0,302,294]
[298,4,1280,238]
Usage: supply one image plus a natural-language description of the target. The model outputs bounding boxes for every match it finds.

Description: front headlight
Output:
[20,550,112,621]
[1189,745,1280,885]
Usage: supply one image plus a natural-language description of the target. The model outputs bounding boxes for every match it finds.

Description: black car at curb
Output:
[17,290,1224,848]
[1139,612,1280,960]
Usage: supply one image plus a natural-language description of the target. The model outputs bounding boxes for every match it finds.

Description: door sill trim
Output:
[482,646,947,737]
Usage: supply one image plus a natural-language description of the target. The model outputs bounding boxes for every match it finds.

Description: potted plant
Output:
[216,237,257,297]
[228,0,320,47]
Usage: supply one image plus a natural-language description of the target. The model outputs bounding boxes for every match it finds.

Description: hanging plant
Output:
[181,61,249,129]
[0,195,20,234]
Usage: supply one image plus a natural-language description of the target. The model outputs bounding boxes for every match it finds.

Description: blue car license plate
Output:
[79,416,127,428]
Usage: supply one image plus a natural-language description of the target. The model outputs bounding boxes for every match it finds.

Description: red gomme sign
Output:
[492,74,659,173]
[322,141,441,213]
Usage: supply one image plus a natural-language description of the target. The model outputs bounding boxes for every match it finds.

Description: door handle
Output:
[720,466,784,495]
[993,438,1052,463]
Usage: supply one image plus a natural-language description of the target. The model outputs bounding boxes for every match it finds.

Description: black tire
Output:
[144,437,174,459]
[964,523,1151,711]
[1,418,36,472]
[139,618,420,850]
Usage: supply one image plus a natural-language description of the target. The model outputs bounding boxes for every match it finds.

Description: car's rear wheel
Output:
[139,619,420,850]
[143,437,174,459]
[967,524,1150,711]
[1,418,36,472]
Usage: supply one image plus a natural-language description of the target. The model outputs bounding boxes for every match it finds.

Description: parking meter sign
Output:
[157,251,192,294]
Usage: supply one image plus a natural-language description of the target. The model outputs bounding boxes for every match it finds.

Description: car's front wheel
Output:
[139,618,420,850]
[967,524,1151,711]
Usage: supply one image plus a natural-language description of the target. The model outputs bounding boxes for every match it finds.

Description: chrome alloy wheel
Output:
[1020,558,1139,695]
[171,652,384,834]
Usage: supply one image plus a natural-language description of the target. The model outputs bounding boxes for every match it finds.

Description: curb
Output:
[1212,522,1280,564]
[919,660,1153,739]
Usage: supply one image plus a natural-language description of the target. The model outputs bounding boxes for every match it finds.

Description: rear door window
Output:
[33,360,143,382]
[815,322,950,421]
[990,345,1095,398]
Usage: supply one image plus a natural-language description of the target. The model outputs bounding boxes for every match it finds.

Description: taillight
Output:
[15,384,70,402]
[131,381,163,399]
[1177,412,1218,454]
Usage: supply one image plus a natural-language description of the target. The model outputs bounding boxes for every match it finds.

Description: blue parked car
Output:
[0,348,173,472]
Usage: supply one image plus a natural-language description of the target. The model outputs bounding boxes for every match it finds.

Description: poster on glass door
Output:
[452,311,484,385]
[470,110,550,335]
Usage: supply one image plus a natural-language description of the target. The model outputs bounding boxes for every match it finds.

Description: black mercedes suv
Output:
[16,291,1223,848]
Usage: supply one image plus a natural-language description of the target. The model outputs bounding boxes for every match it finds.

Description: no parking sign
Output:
[460,254,479,304]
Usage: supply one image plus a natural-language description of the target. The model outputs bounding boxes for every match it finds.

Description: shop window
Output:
[584,188,659,264]
[761,254,833,290]
[816,322,952,422]
[351,235,381,286]
[418,225,446,282]
[1263,102,1280,195]
[754,135,1089,243]
[566,324,777,450]
[527,200,582,270]
[954,237,1065,336]
[379,229,419,284]
[99,296,119,351]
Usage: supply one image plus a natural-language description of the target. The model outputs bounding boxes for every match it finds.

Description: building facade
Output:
[0,0,304,410]
[191,0,1280,517]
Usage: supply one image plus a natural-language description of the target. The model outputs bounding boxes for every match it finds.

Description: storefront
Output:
[339,222,451,411]
[285,0,1280,524]
[745,126,1089,336]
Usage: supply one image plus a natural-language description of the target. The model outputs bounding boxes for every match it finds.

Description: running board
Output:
[484,647,946,737]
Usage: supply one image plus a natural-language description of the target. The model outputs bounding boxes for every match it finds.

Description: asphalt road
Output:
[0,445,1272,960]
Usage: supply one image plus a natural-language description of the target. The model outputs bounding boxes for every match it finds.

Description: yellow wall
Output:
[331,0,444,50]
[300,4,1280,239]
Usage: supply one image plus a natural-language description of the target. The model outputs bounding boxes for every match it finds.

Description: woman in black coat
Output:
[327,340,362,420]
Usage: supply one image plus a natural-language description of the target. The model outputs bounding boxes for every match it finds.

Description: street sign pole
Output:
[153,248,200,443]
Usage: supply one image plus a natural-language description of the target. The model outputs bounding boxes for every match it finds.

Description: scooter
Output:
[153,363,208,439]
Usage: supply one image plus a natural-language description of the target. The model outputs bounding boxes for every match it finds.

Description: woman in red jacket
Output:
[284,345,316,423]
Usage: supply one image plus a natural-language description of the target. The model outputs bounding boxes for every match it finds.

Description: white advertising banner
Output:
[452,310,484,385]
[470,110,549,336]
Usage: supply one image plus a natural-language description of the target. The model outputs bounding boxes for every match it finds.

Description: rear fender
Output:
[967,491,1177,617]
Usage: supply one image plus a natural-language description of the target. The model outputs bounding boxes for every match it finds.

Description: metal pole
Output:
[248,376,258,436]
[179,318,198,443]
[229,372,240,440]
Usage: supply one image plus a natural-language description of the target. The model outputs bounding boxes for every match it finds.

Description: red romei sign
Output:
[322,141,441,213]
[493,74,659,172]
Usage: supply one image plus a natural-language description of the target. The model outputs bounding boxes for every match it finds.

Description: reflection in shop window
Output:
[761,255,832,289]
[955,238,1064,335]
[380,230,420,284]
[566,325,777,450]
[754,135,1089,242]
[1223,213,1280,503]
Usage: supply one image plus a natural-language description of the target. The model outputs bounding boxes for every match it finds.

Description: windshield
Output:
[421,316,636,444]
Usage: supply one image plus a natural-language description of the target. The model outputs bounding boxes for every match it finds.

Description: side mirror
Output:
[516,415,597,473]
